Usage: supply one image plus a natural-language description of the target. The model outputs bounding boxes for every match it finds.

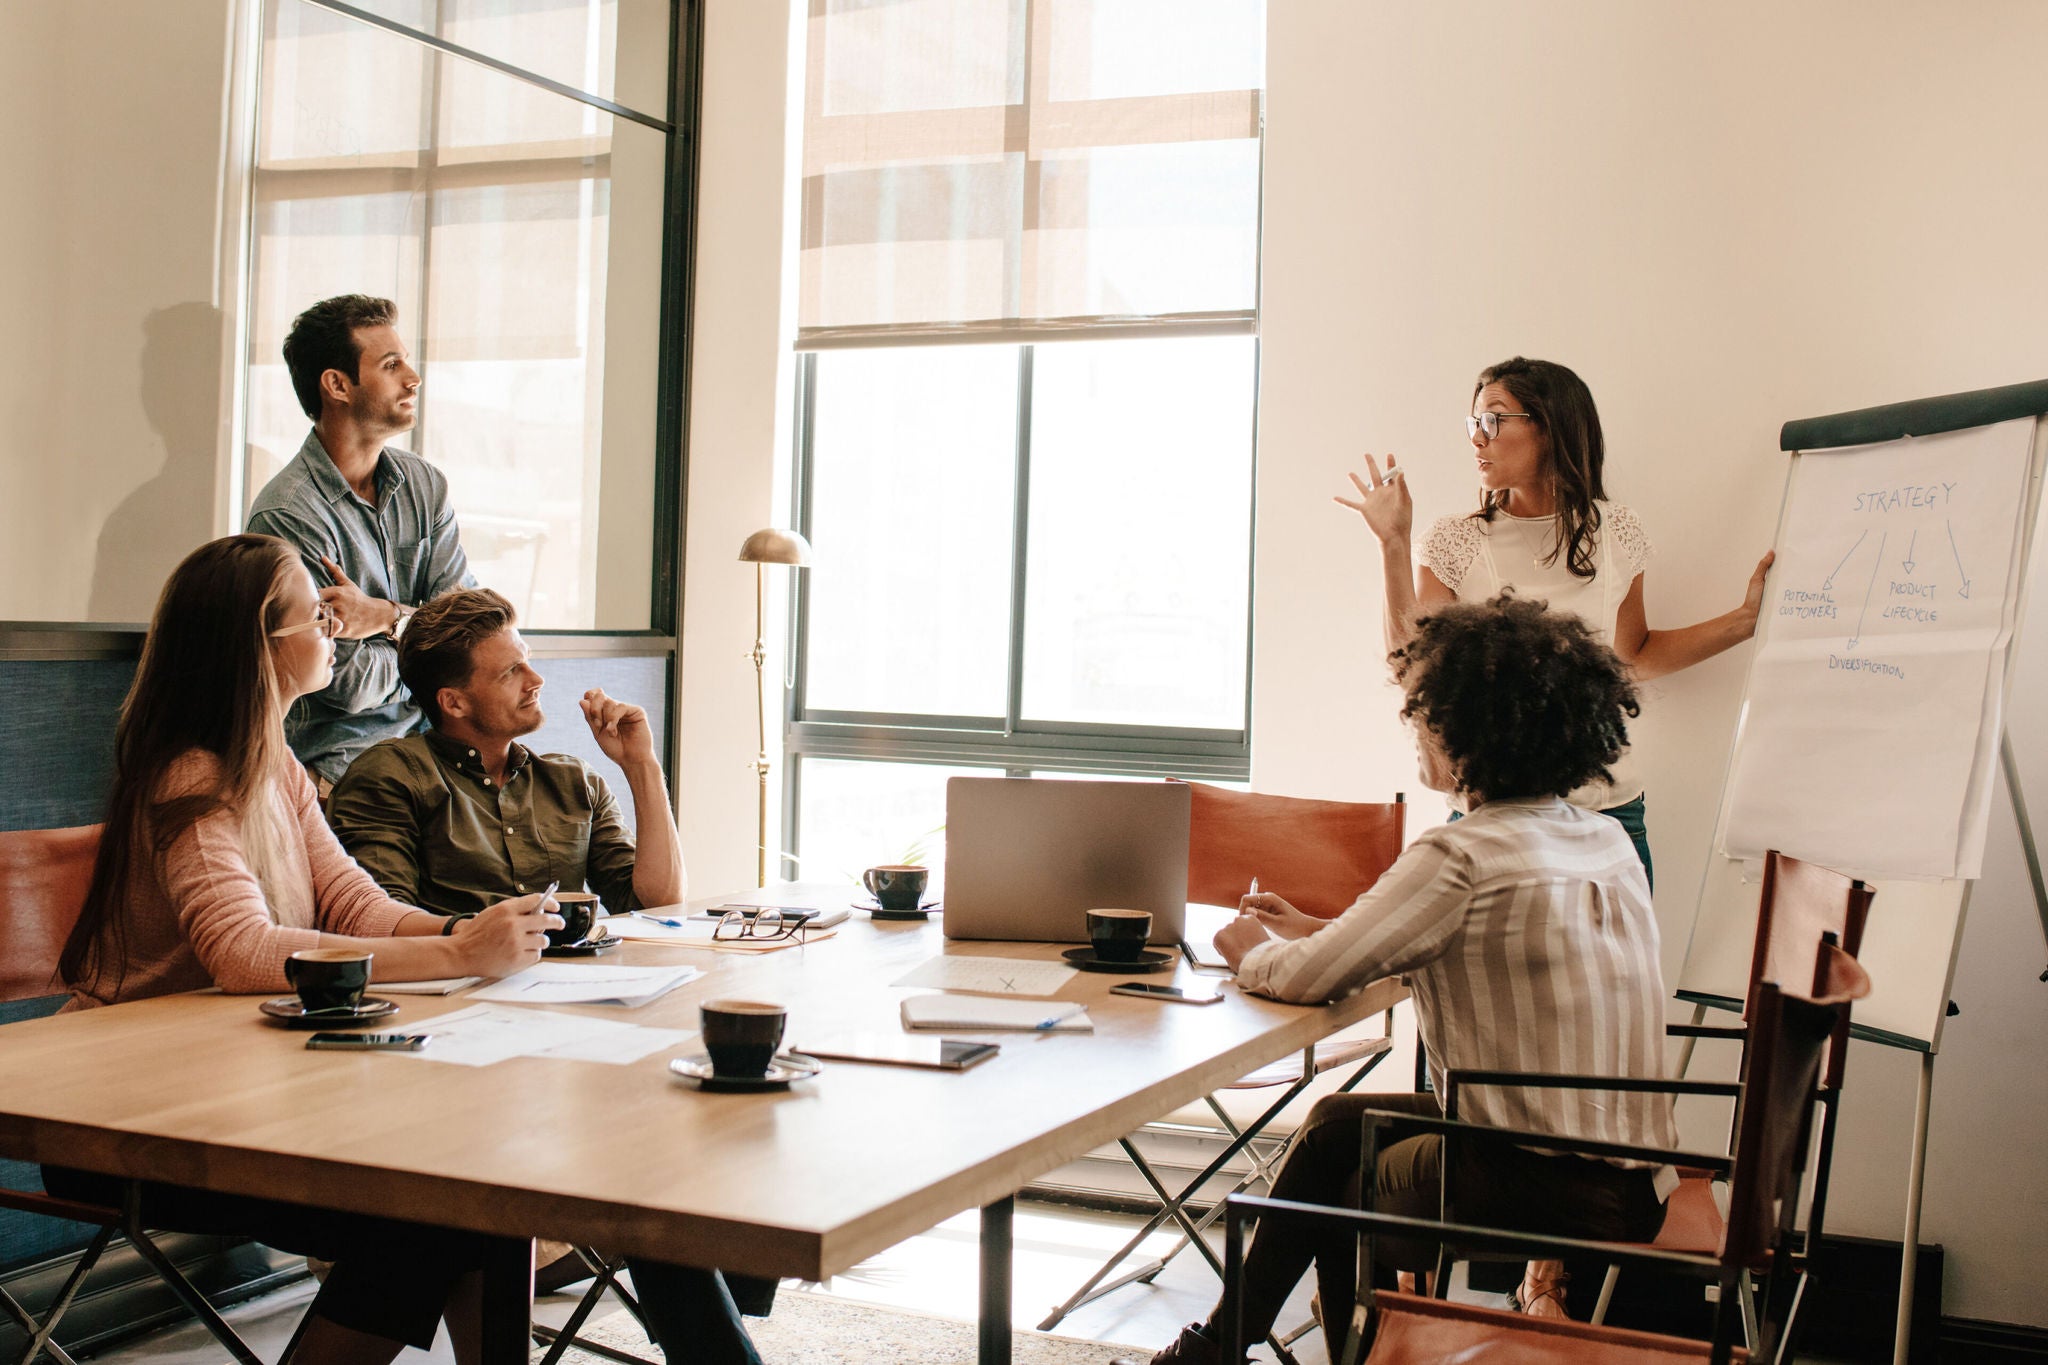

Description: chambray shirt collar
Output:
[296,428,409,507]
[424,726,532,784]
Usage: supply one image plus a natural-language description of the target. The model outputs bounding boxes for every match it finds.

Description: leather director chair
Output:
[0,824,298,1365]
[1222,944,1873,1365]
[1039,785,1405,1348]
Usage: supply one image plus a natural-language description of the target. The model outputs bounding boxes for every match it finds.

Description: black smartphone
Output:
[1108,982,1225,1006]
[305,1033,431,1051]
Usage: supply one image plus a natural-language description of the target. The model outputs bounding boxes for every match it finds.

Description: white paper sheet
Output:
[467,962,702,1008]
[393,1004,636,1067]
[531,1027,696,1065]
[1722,418,2035,877]
[891,956,1078,997]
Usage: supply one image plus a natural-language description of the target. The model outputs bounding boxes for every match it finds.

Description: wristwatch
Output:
[389,601,417,638]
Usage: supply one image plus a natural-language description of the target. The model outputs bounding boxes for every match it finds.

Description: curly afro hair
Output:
[1392,592,1640,804]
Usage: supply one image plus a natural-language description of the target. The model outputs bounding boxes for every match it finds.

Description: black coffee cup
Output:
[285,949,372,1013]
[700,999,787,1078]
[1086,908,1152,963]
[863,865,928,912]
[546,893,598,948]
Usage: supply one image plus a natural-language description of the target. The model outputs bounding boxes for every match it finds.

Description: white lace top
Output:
[1419,502,1652,810]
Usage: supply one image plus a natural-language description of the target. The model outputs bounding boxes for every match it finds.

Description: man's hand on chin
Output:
[581,687,656,769]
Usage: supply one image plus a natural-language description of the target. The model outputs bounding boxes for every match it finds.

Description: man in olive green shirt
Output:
[326,587,774,1364]
[328,587,686,919]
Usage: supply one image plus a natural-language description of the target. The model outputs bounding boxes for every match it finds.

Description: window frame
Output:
[780,340,1258,872]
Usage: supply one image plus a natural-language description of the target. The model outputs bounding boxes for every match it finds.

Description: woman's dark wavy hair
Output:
[1393,592,1639,804]
[58,535,303,996]
[1471,356,1607,580]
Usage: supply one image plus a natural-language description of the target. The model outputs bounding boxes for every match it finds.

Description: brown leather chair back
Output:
[1751,849,1873,1086]
[0,825,101,1003]
[1181,782,1404,920]
[1722,952,1870,1269]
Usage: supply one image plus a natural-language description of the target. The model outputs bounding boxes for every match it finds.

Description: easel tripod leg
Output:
[1893,1052,1935,1365]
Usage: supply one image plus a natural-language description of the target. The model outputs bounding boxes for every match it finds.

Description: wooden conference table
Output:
[0,888,1404,1364]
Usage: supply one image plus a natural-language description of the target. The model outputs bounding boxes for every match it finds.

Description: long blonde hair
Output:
[62,536,313,994]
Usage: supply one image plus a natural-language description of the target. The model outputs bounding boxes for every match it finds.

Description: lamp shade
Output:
[737,527,812,566]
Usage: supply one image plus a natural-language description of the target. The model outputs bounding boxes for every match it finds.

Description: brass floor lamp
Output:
[738,528,812,887]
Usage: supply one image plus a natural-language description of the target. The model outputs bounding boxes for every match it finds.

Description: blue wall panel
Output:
[0,660,134,833]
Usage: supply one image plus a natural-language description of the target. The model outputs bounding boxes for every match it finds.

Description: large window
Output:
[785,0,1264,881]
[244,0,677,630]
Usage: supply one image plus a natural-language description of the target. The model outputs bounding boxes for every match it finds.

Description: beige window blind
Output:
[797,0,1263,350]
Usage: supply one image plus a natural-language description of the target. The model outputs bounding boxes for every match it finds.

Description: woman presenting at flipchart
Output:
[1337,356,1774,888]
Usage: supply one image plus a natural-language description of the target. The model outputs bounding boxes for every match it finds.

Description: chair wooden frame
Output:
[1220,967,1865,1365]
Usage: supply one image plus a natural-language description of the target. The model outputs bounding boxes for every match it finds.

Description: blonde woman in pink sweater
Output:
[53,533,557,1365]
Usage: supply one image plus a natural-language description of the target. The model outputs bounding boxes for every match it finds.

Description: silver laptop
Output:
[941,777,1190,945]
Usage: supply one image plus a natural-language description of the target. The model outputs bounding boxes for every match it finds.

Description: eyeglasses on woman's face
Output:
[271,602,342,640]
[1466,411,1539,442]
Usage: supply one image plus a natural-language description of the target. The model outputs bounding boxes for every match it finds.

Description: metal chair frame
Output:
[528,1248,661,1365]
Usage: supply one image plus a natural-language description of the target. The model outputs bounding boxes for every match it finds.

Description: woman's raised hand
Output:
[1239,891,1323,941]
[1333,453,1412,547]
[455,892,560,976]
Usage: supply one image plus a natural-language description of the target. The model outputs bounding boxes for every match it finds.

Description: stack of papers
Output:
[900,994,1092,1033]
[394,1004,693,1067]
[378,977,483,995]
[468,962,701,1008]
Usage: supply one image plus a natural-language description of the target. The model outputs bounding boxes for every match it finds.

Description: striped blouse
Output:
[1236,797,1678,1176]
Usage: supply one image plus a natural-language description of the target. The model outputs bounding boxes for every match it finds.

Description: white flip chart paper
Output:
[1723,418,2034,877]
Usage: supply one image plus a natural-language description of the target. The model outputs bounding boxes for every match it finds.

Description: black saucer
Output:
[543,927,622,958]
[1061,947,1175,974]
[854,899,940,921]
[259,996,400,1028]
[668,1052,823,1092]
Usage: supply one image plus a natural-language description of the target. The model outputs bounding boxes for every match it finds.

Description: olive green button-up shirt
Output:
[328,729,640,918]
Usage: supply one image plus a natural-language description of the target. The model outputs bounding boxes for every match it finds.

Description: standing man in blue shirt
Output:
[249,295,474,791]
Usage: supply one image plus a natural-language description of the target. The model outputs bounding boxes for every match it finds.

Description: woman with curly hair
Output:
[1122,596,1676,1365]
[1335,356,1773,885]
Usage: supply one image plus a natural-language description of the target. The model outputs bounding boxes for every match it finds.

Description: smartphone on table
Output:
[305,1033,431,1051]
[1108,982,1225,1005]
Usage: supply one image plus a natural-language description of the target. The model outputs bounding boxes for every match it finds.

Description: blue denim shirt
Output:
[247,430,474,782]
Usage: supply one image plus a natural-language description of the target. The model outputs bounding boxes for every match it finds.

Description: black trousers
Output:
[41,1166,499,1350]
[1214,1093,1669,1343]
[626,1258,776,1365]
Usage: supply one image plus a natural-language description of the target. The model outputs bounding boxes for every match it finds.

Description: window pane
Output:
[345,0,671,114]
[816,0,1023,117]
[1021,336,1254,730]
[248,0,665,629]
[803,347,1019,717]
[1045,0,1265,102]
[794,758,996,895]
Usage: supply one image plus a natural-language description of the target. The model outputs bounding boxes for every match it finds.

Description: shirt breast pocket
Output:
[549,819,594,884]
[391,537,431,596]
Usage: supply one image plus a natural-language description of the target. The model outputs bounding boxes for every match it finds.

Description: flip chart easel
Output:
[1675,379,2048,1365]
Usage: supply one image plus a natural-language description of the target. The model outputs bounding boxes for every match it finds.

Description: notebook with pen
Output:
[899,994,1093,1033]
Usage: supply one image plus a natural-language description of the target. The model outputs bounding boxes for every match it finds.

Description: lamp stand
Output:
[750,561,770,888]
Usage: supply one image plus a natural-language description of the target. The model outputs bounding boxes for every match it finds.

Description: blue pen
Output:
[634,911,689,928]
[1036,1006,1084,1031]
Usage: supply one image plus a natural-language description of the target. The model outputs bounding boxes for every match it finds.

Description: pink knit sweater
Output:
[68,752,415,1008]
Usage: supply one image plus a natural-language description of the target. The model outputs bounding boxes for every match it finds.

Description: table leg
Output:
[480,1235,534,1364]
[980,1196,1014,1365]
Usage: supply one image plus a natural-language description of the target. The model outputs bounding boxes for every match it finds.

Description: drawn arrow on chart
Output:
[1901,530,1916,575]
[1947,520,1971,599]
[1823,529,1868,592]
[1847,530,1886,651]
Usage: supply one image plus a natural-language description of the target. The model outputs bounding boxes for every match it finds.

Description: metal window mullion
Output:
[1005,346,1034,736]
[782,351,821,877]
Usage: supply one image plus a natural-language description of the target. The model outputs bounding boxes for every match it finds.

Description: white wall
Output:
[0,0,240,622]
[674,0,805,899]
[1257,0,2048,1325]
